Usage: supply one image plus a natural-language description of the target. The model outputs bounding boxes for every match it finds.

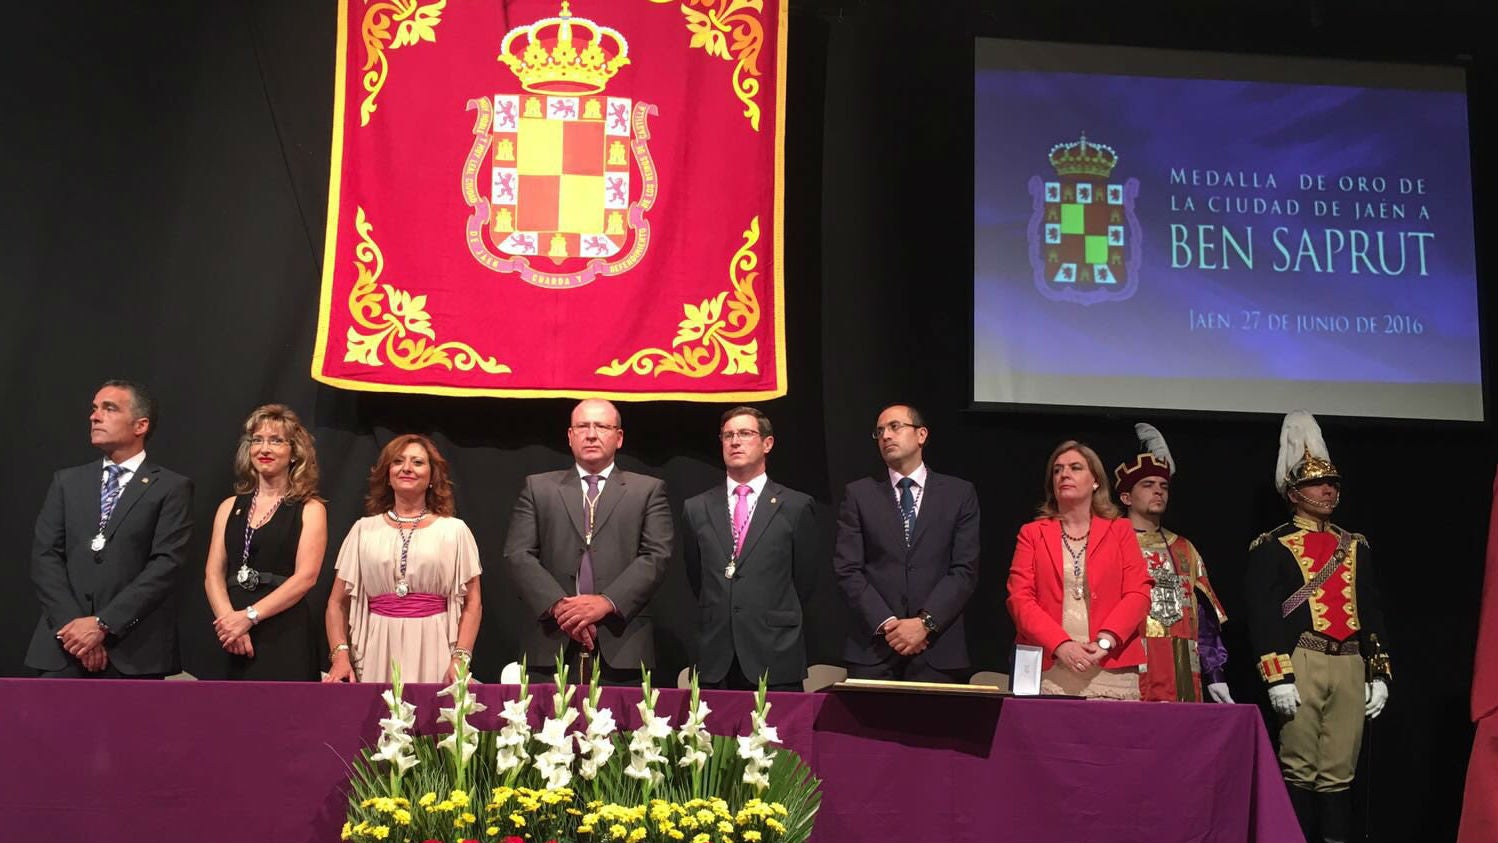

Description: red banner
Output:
[313,0,787,400]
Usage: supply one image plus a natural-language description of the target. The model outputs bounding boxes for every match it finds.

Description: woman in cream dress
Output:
[324,434,482,685]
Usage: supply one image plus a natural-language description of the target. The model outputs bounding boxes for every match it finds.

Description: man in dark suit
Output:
[27,380,194,678]
[504,398,673,684]
[833,404,980,683]
[682,407,819,692]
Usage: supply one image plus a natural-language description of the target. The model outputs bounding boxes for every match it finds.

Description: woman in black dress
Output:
[203,404,327,680]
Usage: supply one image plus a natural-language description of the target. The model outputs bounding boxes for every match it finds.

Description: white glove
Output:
[1268,683,1301,717]
[1206,682,1235,704]
[1365,679,1389,718]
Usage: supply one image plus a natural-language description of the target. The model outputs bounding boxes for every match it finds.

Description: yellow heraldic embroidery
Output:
[650,0,767,131]
[360,0,448,127]
[597,216,763,379]
[344,207,512,374]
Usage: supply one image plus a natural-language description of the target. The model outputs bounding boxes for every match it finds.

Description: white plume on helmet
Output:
[1275,411,1330,495]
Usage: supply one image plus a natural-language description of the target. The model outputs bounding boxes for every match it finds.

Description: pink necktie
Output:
[732,484,752,557]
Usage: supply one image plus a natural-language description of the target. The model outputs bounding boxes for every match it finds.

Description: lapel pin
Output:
[770,497,777,504]
[140,478,150,484]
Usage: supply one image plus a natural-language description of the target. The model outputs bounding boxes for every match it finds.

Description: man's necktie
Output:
[897,477,916,546]
[577,474,602,594]
[732,484,752,557]
[99,464,125,529]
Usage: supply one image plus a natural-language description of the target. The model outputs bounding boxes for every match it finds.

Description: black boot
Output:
[1319,790,1352,843]
[1286,785,1319,843]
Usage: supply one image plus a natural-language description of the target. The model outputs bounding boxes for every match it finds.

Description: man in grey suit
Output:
[504,398,672,684]
[833,404,979,683]
[682,407,819,692]
[27,380,194,678]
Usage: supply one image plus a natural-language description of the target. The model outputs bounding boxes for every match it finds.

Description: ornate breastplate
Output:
[1147,554,1185,628]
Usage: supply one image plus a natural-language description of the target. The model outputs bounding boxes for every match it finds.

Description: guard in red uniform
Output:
[1244,412,1392,843]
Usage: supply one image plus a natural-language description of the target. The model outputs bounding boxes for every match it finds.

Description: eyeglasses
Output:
[248,436,290,448]
[871,420,919,439]
[570,422,620,434]
[719,429,762,443]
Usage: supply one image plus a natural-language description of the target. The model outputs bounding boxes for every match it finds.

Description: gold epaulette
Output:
[1248,529,1280,552]
[1352,532,1370,548]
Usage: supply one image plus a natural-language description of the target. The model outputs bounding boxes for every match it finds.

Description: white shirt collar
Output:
[576,462,615,481]
[887,462,928,489]
[105,451,147,475]
[726,472,768,497]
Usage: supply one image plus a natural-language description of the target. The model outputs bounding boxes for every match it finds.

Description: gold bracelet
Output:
[330,643,350,660]
[450,647,472,663]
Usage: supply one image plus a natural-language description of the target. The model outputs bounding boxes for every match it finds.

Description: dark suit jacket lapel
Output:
[590,469,626,535]
[104,462,157,539]
[736,480,783,565]
[706,484,734,560]
[557,471,587,539]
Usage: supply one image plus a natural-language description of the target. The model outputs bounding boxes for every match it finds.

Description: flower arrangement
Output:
[341,655,820,843]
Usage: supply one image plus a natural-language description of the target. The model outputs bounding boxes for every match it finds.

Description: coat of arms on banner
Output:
[1027,133,1141,304]
[461,3,657,289]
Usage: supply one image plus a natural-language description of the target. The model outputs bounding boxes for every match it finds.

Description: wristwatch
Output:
[918,610,939,634]
[246,605,261,625]
[94,616,110,634]
[1096,635,1113,652]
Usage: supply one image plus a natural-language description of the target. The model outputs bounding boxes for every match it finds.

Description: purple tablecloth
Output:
[0,679,1302,843]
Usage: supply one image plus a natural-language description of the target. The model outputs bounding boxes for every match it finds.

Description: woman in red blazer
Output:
[1006,440,1154,699]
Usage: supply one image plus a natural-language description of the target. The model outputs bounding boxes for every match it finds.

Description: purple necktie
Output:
[577,474,601,594]
[732,484,752,557]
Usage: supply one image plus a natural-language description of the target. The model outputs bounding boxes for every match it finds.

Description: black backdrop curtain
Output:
[2,2,1493,840]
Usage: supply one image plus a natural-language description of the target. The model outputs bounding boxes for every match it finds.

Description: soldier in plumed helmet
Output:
[1114,423,1232,704]
[1243,411,1392,843]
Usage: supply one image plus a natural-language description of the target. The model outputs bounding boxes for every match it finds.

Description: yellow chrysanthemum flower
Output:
[486,827,500,836]
[743,832,762,842]
[510,812,527,827]
[370,826,390,841]
[668,831,685,841]
[610,823,629,840]
[391,809,411,826]
[766,818,786,834]
[339,821,353,841]
[628,828,647,843]
[418,792,437,808]
[578,825,595,835]
[692,833,712,843]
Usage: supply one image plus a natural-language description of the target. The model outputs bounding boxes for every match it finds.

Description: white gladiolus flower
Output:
[375,684,419,775]
[575,700,618,781]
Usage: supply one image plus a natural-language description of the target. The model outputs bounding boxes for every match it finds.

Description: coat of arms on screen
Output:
[461,2,659,289]
[1027,133,1141,305]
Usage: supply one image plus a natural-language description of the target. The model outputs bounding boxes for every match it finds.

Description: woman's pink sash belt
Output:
[369,592,446,618]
